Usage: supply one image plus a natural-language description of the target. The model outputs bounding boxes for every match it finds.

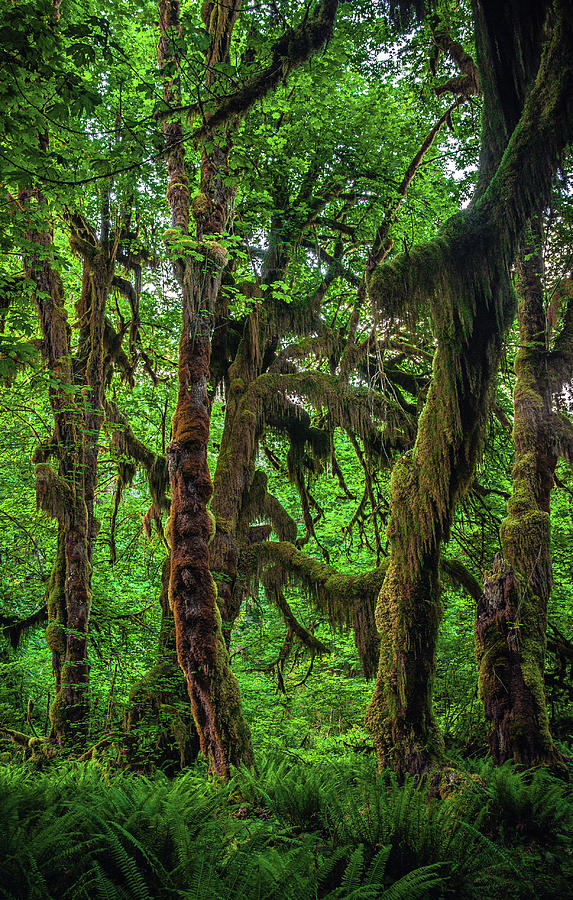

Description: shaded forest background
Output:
[0,0,572,897]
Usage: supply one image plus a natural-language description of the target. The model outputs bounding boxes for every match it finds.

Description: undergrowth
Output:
[0,753,571,899]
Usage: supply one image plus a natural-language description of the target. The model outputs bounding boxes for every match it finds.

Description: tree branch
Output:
[157,0,339,138]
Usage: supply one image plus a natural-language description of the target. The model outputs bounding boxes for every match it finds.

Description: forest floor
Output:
[0,744,571,900]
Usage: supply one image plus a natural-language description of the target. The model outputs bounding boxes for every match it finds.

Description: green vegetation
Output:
[1,754,571,899]
[1,0,572,895]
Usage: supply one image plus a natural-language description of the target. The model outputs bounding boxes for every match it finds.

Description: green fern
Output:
[0,756,568,900]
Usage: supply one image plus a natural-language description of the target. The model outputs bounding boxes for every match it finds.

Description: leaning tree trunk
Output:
[159,0,253,777]
[364,301,508,775]
[365,0,573,776]
[210,313,266,644]
[475,226,561,766]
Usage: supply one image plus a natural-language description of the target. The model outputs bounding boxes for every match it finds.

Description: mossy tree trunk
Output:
[55,236,117,744]
[158,0,254,777]
[20,182,91,744]
[210,307,267,643]
[364,309,506,776]
[475,226,565,766]
[23,186,121,745]
[20,179,73,704]
[365,0,573,776]
[126,556,199,773]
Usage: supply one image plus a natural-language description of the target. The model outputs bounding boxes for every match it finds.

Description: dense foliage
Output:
[1,0,572,895]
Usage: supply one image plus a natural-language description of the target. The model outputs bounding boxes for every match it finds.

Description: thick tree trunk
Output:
[365,305,505,775]
[210,324,263,643]
[159,0,253,777]
[20,185,92,744]
[475,228,561,766]
[126,556,199,773]
[46,231,117,746]
[366,0,573,776]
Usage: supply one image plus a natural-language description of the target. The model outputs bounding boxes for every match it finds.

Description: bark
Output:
[159,0,254,777]
[125,556,199,773]
[475,226,562,766]
[20,181,92,745]
[23,191,119,746]
[46,218,118,746]
[75,246,116,551]
[365,0,573,776]
[210,315,263,644]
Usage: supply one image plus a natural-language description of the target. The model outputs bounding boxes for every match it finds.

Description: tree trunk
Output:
[126,556,199,773]
[366,0,572,776]
[475,226,561,766]
[20,183,91,745]
[365,305,506,775]
[159,0,254,777]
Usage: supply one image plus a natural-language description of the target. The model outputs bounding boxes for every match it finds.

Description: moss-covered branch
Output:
[105,399,169,516]
[430,15,481,98]
[264,492,298,543]
[0,605,48,650]
[157,1,339,138]
[368,2,573,324]
[263,576,329,656]
[237,540,386,679]
[249,371,406,460]
[35,463,74,525]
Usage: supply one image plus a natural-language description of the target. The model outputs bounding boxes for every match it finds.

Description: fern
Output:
[379,863,444,900]
[0,756,569,900]
[476,762,573,844]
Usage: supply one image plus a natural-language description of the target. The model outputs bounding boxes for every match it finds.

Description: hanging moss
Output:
[236,540,387,680]
[363,0,573,777]
[35,463,74,526]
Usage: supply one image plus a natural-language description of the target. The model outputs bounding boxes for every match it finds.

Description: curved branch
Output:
[264,492,298,543]
[368,5,573,324]
[264,575,329,655]
[237,539,385,679]
[0,606,48,650]
[440,556,482,602]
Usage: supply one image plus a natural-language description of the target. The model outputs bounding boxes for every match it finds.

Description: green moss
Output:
[215,515,232,535]
[192,192,209,218]
[203,241,228,267]
[49,689,67,730]
[129,661,180,705]
[206,508,216,544]
[45,622,66,654]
